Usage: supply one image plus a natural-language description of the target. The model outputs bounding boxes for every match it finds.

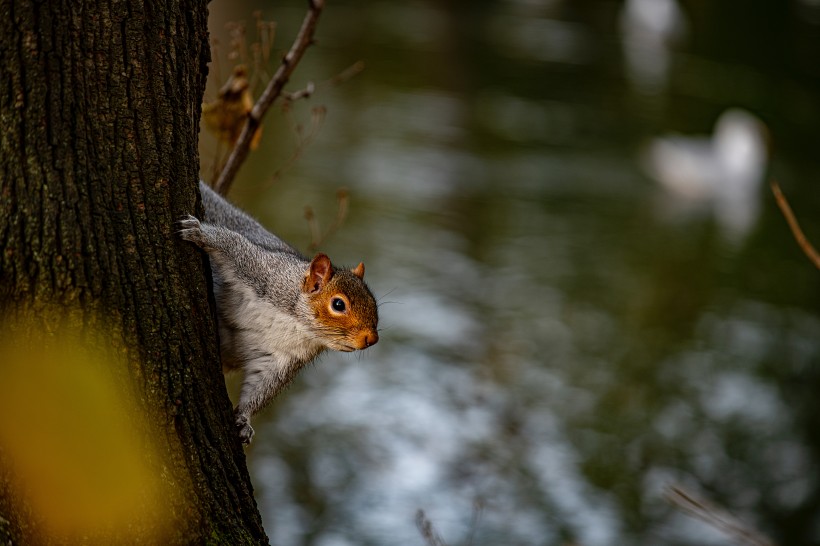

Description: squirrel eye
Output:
[331,297,347,312]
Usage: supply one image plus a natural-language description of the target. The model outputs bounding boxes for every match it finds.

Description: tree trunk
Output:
[0,0,267,543]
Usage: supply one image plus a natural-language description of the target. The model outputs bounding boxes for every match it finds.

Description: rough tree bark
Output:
[0,0,267,543]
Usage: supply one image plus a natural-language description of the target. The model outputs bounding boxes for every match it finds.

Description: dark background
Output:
[202,1,820,544]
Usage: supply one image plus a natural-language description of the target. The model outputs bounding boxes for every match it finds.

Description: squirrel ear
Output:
[306,253,334,293]
[351,262,365,279]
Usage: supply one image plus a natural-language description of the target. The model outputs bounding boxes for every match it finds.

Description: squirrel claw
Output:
[176,215,201,231]
[235,413,255,445]
[177,215,205,245]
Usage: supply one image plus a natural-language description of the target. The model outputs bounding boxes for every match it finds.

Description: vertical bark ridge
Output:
[0,0,267,543]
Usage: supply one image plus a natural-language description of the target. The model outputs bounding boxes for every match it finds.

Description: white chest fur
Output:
[214,268,325,376]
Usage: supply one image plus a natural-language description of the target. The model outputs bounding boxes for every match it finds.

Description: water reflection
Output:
[642,108,769,245]
[620,0,688,95]
[204,1,820,544]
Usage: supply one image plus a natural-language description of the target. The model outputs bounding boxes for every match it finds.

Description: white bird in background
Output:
[619,0,688,94]
[642,108,770,244]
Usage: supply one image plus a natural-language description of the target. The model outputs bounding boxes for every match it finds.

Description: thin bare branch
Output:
[771,180,820,270]
[214,0,326,196]
[326,60,365,87]
[466,498,485,546]
[209,37,224,99]
[303,206,321,249]
[283,81,316,102]
[225,21,249,65]
[665,485,776,546]
[415,509,449,546]
[305,187,349,251]
[269,105,326,186]
[254,10,277,64]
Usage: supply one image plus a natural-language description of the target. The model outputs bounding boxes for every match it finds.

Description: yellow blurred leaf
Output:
[0,318,178,541]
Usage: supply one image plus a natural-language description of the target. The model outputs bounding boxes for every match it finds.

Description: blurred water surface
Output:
[202,1,820,544]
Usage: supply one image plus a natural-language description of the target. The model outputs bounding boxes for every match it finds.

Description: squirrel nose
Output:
[361,331,379,348]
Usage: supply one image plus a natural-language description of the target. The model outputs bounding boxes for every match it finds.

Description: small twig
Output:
[771,180,820,270]
[271,105,326,185]
[249,13,277,92]
[326,60,365,87]
[254,10,277,64]
[283,81,316,102]
[211,138,224,183]
[665,485,776,546]
[226,21,249,65]
[466,498,485,546]
[303,206,321,249]
[214,0,326,196]
[209,37,224,98]
[416,509,449,546]
[305,187,349,251]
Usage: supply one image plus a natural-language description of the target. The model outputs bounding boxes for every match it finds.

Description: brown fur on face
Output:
[303,254,379,352]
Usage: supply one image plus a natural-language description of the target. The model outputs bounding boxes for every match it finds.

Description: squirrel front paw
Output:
[235,412,255,445]
[177,215,207,247]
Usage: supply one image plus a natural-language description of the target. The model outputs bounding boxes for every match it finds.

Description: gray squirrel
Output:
[179,181,379,444]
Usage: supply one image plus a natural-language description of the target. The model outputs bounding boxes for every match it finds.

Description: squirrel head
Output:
[302,253,379,352]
